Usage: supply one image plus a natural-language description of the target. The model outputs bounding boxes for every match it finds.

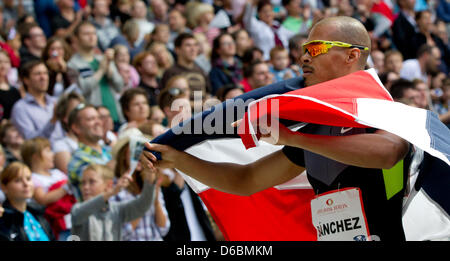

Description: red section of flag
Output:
[239,70,393,148]
[200,187,317,241]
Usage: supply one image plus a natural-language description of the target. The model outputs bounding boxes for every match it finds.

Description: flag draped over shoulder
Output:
[238,68,450,240]
[149,68,450,241]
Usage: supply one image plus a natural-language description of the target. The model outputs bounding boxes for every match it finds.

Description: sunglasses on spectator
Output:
[168,87,186,96]
[302,40,369,57]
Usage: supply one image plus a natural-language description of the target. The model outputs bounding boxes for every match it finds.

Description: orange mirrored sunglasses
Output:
[302,40,369,57]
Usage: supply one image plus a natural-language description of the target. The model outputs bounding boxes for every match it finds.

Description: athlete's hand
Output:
[141,143,183,170]
[231,118,296,146]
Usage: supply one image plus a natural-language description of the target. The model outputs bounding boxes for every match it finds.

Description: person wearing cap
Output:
[67,103,113,201]
[110,128,170,241]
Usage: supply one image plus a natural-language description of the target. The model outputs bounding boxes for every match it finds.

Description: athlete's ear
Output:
[346,48,361,66]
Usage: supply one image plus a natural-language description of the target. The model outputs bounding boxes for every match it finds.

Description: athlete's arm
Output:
[272,124,409,169]
[141,143,305,196]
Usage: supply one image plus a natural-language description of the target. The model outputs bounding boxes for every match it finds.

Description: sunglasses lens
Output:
[168,88,183,96]
[304,42,329,57]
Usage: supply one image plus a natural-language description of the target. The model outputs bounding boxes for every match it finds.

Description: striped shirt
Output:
[111,188,170,241]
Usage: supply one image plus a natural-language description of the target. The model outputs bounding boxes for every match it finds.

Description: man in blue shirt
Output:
[11,60,64,143]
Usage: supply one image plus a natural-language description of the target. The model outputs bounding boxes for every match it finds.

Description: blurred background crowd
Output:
[0,0,448,241]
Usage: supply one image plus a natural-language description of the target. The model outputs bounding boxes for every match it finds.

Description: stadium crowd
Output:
[0,0,449,241]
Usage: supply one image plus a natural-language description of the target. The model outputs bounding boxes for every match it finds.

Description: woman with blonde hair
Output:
[147,42,174,77]
[0,162,55,241]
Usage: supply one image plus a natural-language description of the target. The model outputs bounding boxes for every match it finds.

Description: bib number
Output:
[311,187,370,241]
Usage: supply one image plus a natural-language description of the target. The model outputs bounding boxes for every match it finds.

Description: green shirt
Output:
[282,16,311,33]
[88,59,120,123]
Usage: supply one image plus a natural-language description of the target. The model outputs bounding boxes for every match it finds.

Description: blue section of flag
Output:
[148,77,305,160]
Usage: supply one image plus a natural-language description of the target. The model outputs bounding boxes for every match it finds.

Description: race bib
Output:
[311,187,370,241]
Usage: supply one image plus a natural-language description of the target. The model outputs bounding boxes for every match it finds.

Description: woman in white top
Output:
[118,88,151,135]
[242,0,291,60]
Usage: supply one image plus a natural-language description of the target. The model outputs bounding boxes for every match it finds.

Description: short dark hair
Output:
[20,22,43,47]
[174,32,195,48]
[390,79,415,100]
[19,60,46,80]
[243,60,266,78]
[119,88,149,121]
[67,103,96,131]
[74,21,95,37]
[417,44,433,58]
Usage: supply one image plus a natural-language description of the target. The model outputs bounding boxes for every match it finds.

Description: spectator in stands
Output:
[133,52,161,106]
[96,105,117,148]
[392,0,418,60]
[68,21,125,125]
[0,27,21,69]
[51,0,83,38]
[168,9,191,51]
[90,0,121,52]
[433,78,450,126]
[113,44,140,89]
[161,33,211,102]
[111,128,170,241]
[148,42,174,76]
[390,79,421,107]
[156,87,218,241]
[268,46,295,83]
[215,84,245,102]
[281,0,312,36]
[400,45,442,84]
[149,0,169,25]
[118,88,151,134]
[42,37,79,97]
[242,0,291,60]
[67,104,113,201]
[189,2,221,46]
[0,122,23,165]
[412,79,432,110]
[384,50,403,74]
[0,162,55,241]
[150,24,171,47]
[53,92,85,174]
[109,19,147,60]
[70,163,157,241]
[414,10,450,73]
[20,137,73,240]
[11,60,64,142]
[239,60,273,92]
[209,33,243,95]
[371,50,385,74]
[19,23,47,65]
[130,0,154,46]
[232,29,254,61]
[0,50,21,122]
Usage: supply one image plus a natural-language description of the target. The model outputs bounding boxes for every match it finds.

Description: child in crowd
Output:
[0,162,55,241]
[21,137,74,240]
[70,163,157,241]
[113,44,140,89]
[268,46,295,83]
[21,138,69,208]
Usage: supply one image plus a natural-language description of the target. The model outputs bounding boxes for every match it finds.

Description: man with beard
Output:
[400,45,442,84]
[142,16,411,241]
[67,104,113,201]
